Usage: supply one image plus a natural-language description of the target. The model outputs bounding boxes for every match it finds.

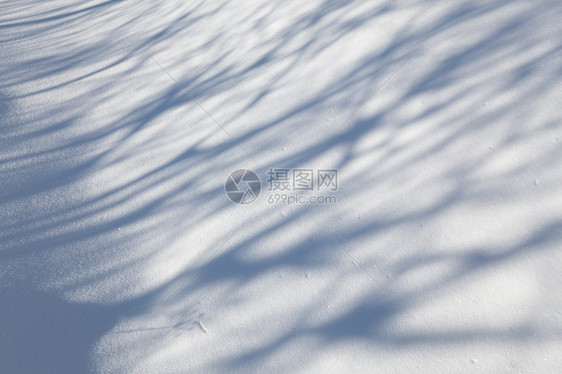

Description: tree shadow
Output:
[1,0,561,372]
[0,281,117,374]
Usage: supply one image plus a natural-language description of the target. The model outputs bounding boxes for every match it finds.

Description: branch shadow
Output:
[1,0,561,372]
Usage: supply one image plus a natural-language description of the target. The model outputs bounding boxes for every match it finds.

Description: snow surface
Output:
[1,0,561,373]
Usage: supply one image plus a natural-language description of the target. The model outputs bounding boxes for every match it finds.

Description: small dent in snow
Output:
[196,321,207,333]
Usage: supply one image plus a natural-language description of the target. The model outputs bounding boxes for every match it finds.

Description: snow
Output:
[1,0,561,373]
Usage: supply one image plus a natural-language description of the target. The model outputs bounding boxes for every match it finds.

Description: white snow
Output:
[1,0,561,373]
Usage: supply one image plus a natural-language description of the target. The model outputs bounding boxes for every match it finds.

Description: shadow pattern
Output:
[1,0,561,372]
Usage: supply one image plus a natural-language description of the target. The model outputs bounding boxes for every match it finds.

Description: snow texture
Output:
[1,0,561,373]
